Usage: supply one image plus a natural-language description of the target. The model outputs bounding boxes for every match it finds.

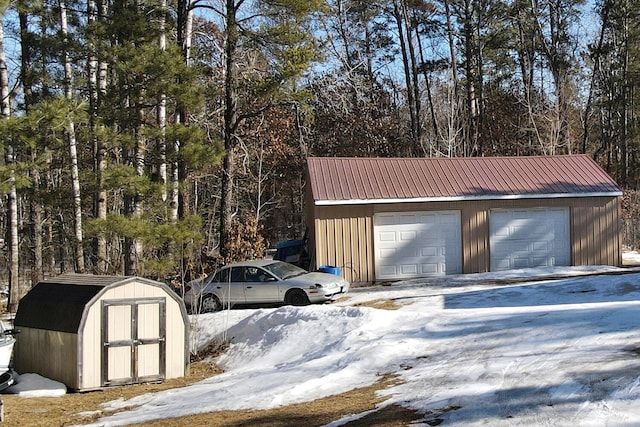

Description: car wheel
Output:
[201,294,222,312]
[286,289,310,306]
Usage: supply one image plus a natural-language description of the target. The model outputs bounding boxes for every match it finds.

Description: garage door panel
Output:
[439,213,458,225]
[398,214,419,224]
[532,241,549,251]
[530,256,549,266]
[494,258,510,270]
[418,214,437,224]
[374,211,461,280]
[490,208,569,271]
[401,264,418,275]
[379,231,396,242]
[400,230,417,240]
[379,247,396,259]
[421,246,437,257]
[378,265,397,276]
[421,263,438,274]
[376,215,396,226]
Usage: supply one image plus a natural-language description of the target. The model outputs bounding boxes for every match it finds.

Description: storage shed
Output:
[306,155,623,284]
[13,274,189,391]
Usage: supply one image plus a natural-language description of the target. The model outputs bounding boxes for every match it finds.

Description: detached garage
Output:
[14,274,189,391]
[306,155,623,284]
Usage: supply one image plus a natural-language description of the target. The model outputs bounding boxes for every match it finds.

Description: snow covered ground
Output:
[72,262,640,426]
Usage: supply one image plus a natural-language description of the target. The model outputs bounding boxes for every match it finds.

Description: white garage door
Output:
[374,211,462,280]
[490,208,570,271]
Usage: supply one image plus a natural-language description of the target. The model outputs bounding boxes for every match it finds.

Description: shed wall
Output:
[14,327,79,389]
[311,196,621,284]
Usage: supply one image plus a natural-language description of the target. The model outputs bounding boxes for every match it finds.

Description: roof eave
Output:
[314,191,624,206]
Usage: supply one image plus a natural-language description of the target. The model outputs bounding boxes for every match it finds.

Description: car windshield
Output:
[262,261,307,280]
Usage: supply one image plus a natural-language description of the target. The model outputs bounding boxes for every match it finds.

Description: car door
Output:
[209,267,246,304]
[243,267,280,303]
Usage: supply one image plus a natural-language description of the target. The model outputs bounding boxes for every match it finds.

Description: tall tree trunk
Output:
[620,10,630,186]
[462,0,478,156]
[392,0,419,155]
[88,0,108,273]
[442,0,462,154]
[20,7,44,284]
[175,0,193,220]
[128,109,146,276]
[531,0,573,154]
[158,0,168,211]
[0,17,20,311]
[335,0,354,70]
[401,0,423,154]
[582,0,611,154]
[414,11,440,142]
[515,6,540,152]
[60,0,85,272]
[219,0,239,262]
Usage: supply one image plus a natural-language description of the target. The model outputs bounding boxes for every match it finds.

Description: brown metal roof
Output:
[307,155,622,205]
[14,274,167,333]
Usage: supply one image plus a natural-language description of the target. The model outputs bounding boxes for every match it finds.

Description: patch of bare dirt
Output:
[1,364,423,426]
[351,299,402,310]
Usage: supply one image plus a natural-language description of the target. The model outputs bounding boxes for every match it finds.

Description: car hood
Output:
[293,271,349,286]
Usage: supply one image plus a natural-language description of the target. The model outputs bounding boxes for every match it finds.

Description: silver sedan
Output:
[184,260,350,313]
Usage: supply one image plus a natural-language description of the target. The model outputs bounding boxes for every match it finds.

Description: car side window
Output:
[258,268,275,282]
[245,267,258,282]
[245,267,271,282]
[230,267,244,282]
[213,268,229,283]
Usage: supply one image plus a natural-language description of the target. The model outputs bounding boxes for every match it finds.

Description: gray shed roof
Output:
[307,155,622,205]
[14,274,173,334]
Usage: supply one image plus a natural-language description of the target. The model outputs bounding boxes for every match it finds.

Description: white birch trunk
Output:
[158,0,168,206]
[60,0,85,272]
[0,17,19,311]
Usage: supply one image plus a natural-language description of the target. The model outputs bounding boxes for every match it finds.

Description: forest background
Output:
[0,0,637,311]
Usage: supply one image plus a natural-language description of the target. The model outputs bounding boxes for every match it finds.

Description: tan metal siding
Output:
[462,207,489,273]
[572,197,621,266]
[310,196,621,284]
[313,205,374,284]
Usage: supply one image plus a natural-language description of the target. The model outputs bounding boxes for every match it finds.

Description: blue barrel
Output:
[319,265,341,276]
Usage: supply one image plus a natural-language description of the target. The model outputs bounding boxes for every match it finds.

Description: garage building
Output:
[306,155,623,284]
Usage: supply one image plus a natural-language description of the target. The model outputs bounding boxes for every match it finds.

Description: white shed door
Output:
[374,211,462,280]
[490,208,570,271]
[102,297,166,387]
